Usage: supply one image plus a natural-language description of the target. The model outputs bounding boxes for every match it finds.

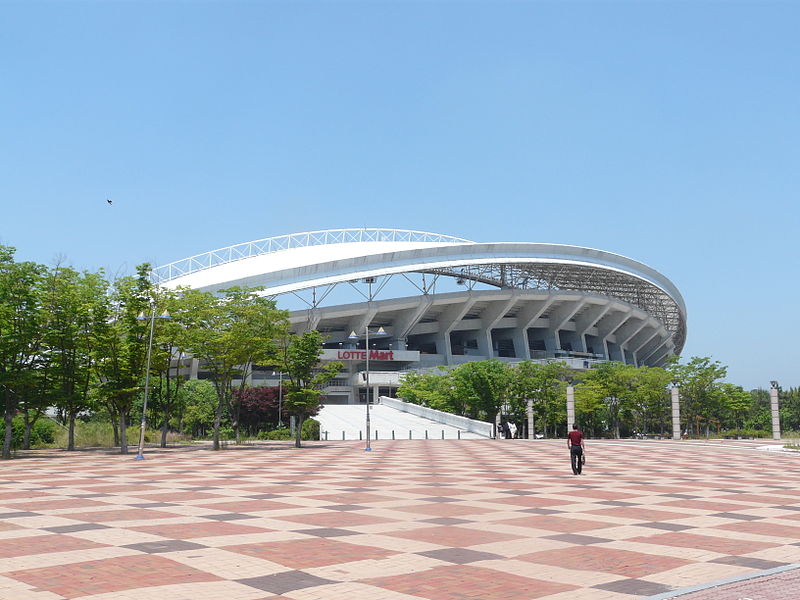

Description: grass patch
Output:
[52,422,172,449]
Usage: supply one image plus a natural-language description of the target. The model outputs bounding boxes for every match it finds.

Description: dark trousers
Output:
[570,446,583,474]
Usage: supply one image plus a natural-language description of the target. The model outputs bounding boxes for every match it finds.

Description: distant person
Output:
[508,421,518,439]
[567,423,585,475]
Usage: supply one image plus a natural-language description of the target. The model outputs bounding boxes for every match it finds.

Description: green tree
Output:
[178,287,288,449]
[718,383,751,430]
[94,265,151,453]
[449,359,512,422]
[577,362,637,438]
[397,369,458,413]
[0,246,46,459]
[278,330,342,448]
[178,379,217,437]
[629,366,671,435]
[668,356,727,436]
[42,264,108,450]
[510,361,569,437]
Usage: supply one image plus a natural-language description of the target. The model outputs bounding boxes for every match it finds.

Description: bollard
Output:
[324,431,328,441]
[441,430,445,439]
[359,431,362,440]
[392,430,395,440]
[342,431,345,440]
[458,430,461,440]
[409,430,412,439]
[425,430,428,440]
[375,430,378,440]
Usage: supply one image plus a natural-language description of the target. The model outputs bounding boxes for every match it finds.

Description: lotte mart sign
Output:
[320,349,420,362]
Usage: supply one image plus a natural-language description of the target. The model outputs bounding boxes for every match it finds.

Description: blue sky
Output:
[1,1,798,390]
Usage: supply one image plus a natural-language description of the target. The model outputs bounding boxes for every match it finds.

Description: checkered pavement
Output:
[0,438,798,600]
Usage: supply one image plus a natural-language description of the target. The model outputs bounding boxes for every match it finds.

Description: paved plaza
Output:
[0,439,798,600]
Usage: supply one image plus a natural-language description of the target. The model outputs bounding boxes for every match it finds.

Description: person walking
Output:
[567,423,585,475]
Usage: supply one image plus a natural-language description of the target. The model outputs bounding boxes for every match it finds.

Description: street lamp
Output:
[349,325,386,451]
[272,371,284,426]
[135,307,171,460]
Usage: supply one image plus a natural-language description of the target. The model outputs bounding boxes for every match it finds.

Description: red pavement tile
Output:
[276,511,398,528]
[6,553,221,598]
[716,520,800,538]
[58,508,182,522]
[310,492,397,504]
[225,537,399,568]
[5,498,112,510]
[628,531,779,555]
[659,498,757,512]
[126,491,223,501]
[0,490,55,500]
[366,564,576,599]
[130,521,274,539]
[73,484,160,493]
[382,525,522,547]
[585,506,690,521]
[519,545,691,577]
[561,489,642,500]
[717,493,799,505]
[495,514,608,533]
[482,495,566,508]
[0,534,107,558]
[392,503,496,517]
[197,499,298,512]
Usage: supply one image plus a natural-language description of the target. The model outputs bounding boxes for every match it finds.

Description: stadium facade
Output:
[156,229,687,404]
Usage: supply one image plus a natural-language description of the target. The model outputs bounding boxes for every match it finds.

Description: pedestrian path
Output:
[315,403,488,440]
[0,438,797,600]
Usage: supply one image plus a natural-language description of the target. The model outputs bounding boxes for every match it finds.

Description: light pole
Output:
[272,371,284,426]
[349,325,386,451]
[135,307,170,460]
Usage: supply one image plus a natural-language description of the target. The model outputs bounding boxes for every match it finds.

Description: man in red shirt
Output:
[567,423,585,475]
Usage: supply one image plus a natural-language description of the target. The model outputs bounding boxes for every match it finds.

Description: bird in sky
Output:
[106,199,113,205]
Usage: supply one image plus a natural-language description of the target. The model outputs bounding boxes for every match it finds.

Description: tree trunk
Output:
[119,411,128,454]
[22,409,32,450]
[107,402,120,446]
[3,407,13,459]
[212,395,223,451]
[295,416,303,448]
[160,407,169,448]
[68,412,76,451]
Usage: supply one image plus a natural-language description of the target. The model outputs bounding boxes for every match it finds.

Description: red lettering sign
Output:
[337,350,396,361]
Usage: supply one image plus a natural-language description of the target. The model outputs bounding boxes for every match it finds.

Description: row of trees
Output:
[397,357,800,438]
[0,245,340,458]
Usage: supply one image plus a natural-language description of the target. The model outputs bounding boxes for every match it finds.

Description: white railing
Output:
[380,396,493,437]
[152,228,472,283]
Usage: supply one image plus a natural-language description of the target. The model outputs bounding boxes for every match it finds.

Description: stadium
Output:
[155,228,687,405]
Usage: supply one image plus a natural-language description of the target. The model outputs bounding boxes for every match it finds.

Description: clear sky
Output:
[1,1,798,391]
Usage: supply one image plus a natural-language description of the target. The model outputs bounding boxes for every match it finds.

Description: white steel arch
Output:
[155,228,687,357]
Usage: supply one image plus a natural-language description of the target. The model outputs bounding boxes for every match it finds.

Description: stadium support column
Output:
[671,384,680,440]
[566,386,575,432]
[770,381,781,440]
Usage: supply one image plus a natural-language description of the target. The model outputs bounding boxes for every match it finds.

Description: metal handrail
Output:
[152,228,472,283]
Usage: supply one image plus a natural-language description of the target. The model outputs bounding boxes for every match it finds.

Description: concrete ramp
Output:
[315,404,488,440]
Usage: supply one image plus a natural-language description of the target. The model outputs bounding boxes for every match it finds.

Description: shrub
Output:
[259,428,292,440]
[302,418,320,440]
[722,428,771,439]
